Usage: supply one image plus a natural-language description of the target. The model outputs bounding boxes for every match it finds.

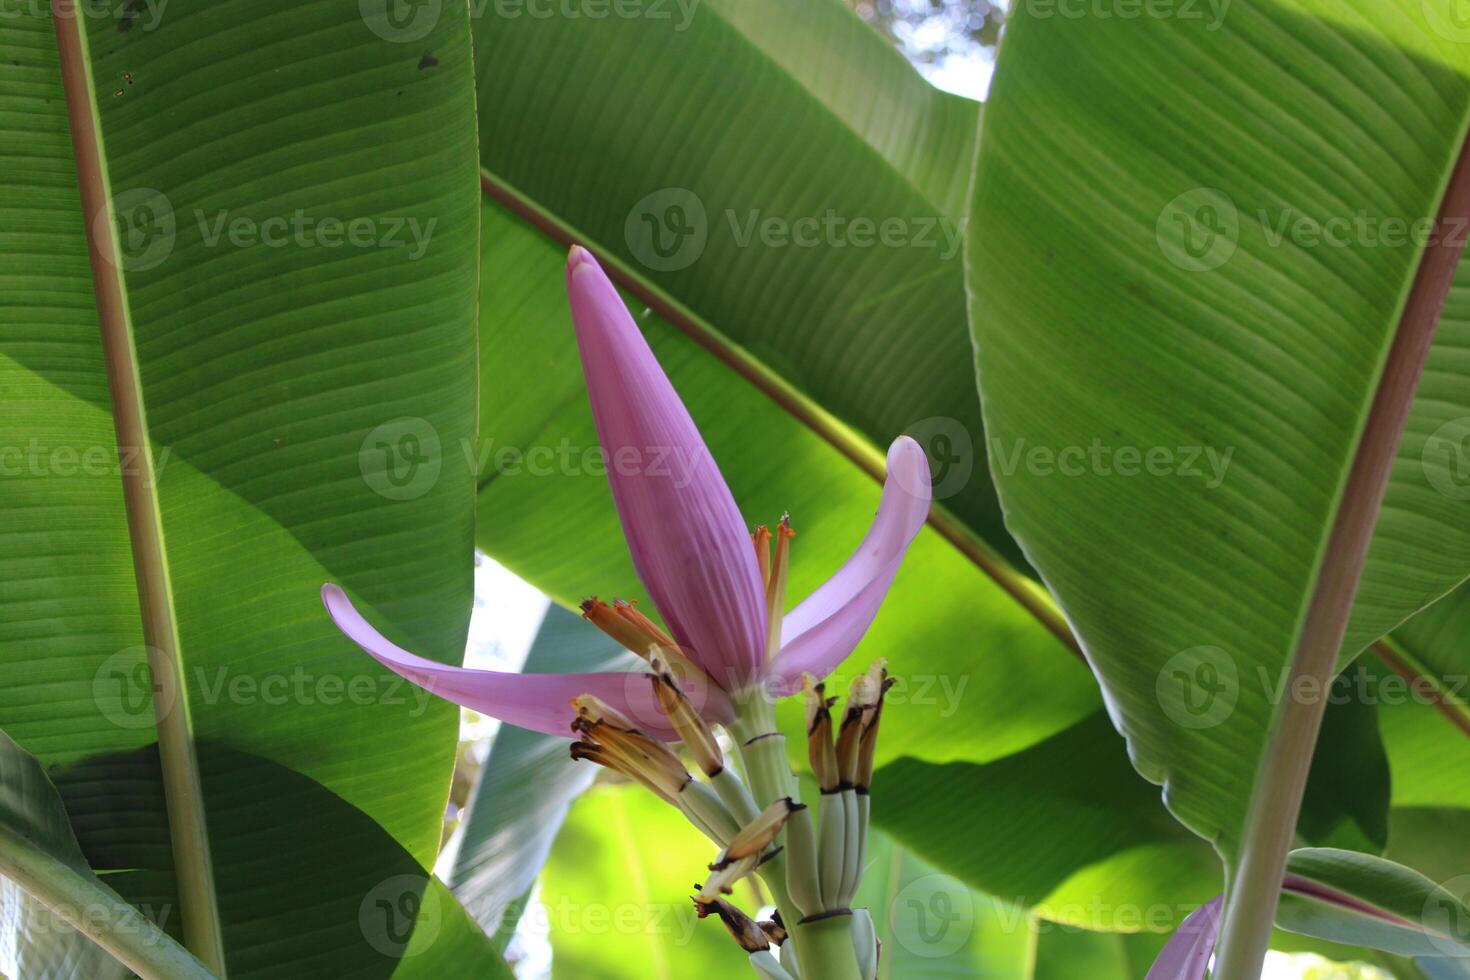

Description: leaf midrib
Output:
[49,4,226,973]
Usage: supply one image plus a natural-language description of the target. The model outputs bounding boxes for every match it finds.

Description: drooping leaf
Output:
[0,728,205,979]
[1279,848,1470,959]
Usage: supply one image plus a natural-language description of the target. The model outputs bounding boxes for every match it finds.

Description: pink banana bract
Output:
[322,246,931,739]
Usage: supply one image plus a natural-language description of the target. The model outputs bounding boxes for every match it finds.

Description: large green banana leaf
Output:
[0,2,502,975]
[966,0,1470,878]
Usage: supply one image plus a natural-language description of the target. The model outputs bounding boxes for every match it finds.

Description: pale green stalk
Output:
[0,825,216,980]
[790,914,863,980]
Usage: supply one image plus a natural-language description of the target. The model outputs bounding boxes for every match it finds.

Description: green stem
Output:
[790,914,863,980]
[712,767,762,825]
[729,694,811,962]
[51,4,225,972]
[0,826,216,980]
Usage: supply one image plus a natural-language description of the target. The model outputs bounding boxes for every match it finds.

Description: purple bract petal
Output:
[766,437,931,691]
[566,246,767,690]
[1146,896,1223,980]
[322,584,734,738]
